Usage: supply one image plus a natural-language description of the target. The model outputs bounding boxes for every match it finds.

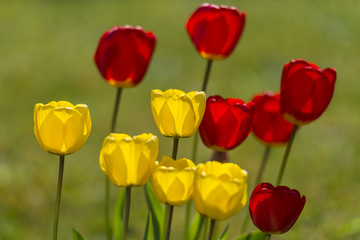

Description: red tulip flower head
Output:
[249,183,306,234]
[252,91,294,145]
[280,59,336,125]
[186,3,246,60]
[94,26,156,88]
[199,96,254,152]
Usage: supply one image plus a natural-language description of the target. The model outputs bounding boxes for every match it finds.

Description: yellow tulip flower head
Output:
[99,133,158,187]
[34,101,91,155]
[193,161,248,220]
[151,89,206,138]
[151,156,196,206]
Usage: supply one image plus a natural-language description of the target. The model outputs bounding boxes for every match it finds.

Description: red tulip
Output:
[186,3,246,60]
[249,183,306,234]
[199,95,254,151]
[252,91,294,145]
[94,26,156,88]
[280,59,336,125]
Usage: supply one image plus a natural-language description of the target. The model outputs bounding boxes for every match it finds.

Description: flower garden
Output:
[1,0,359,240]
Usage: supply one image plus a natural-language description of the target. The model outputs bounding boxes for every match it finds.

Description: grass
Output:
[0,0,359,239]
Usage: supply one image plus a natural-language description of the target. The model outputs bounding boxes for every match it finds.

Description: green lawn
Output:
[0,0,359,239]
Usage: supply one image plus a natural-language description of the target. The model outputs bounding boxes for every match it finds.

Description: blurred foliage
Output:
[0,0,359,239]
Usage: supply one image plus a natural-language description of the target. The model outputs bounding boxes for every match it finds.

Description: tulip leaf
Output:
[72,228,87,240]
[218,223,230,240]
[187,212,205,240]
[143,211,153,240]
[113,188,126,240]
[144,182,164,240]
[234,231,267,240]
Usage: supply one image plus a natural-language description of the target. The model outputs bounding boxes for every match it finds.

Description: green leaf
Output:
[187,212,205,240]
[143,211,153,240]
[113,188,126,240]
[218,223,230,240]
[72,228,87,240]
[144,182,164,240]
[234,231,267,240]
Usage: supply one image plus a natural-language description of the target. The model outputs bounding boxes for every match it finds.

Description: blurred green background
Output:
[0,0,359,239]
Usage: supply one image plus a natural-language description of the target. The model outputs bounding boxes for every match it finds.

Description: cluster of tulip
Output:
[33,2,336,240]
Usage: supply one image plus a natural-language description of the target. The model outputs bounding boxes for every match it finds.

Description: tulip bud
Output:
[99,133,158,187]
[252,91,294,145]
[249,183,306,234]
[280,59,336,125]
[199,95,254,151]
[151,89,206,138]
[193,161,248,220]
[151,156,196,206]
[34,101,91,155]
[186,3,246,60]
[94,25,156,88]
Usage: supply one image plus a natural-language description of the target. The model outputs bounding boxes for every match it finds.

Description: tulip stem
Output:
[207,219,216,240]
[202,59,213,92]
[162,204,174,240]
[265,234,271,240]
[111,87,123,133]
[202,217,209,240]
[53,155,65,240]
[276,125,298,186]
[215,151,222,162]
[123,187,131,240]
[255,145,271,185]
[240,145,272,234]
[105,177,112,240]
[172,138,179,160]
[184,201,192,239]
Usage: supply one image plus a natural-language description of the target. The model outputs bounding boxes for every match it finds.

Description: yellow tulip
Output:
[193,161,248,220]
[151,89,206,138]
[151,156,196,206]
[100,133,158,187]
[34,101,91,155]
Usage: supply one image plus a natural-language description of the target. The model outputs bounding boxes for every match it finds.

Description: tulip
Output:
[193,161,248,220]
[34,101,91,155]
[280,59,336,125]
[186,3,246,60]
[249,183,306,234]
[151,89,206,138]
[151,156,196,206]
[99,133,158,187]
[34,101,91,240]
[94,25,156,88]
[199,95,254,152]
[252,91,294,145]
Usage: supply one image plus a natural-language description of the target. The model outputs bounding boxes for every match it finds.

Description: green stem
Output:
[53,155,65,240]
[215,151,222,162]
[105,177,111,240]
[123,187,131,240]
[207,219,216,240]
[202,60,213,92]
[184,201,192,239]
[111,87,123,133]
[255,145,271,185]
[162,204,174,240]
[265,233,271,240]
[276,125,298,186]
[172,138,179,160]
[202,217,209,240]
